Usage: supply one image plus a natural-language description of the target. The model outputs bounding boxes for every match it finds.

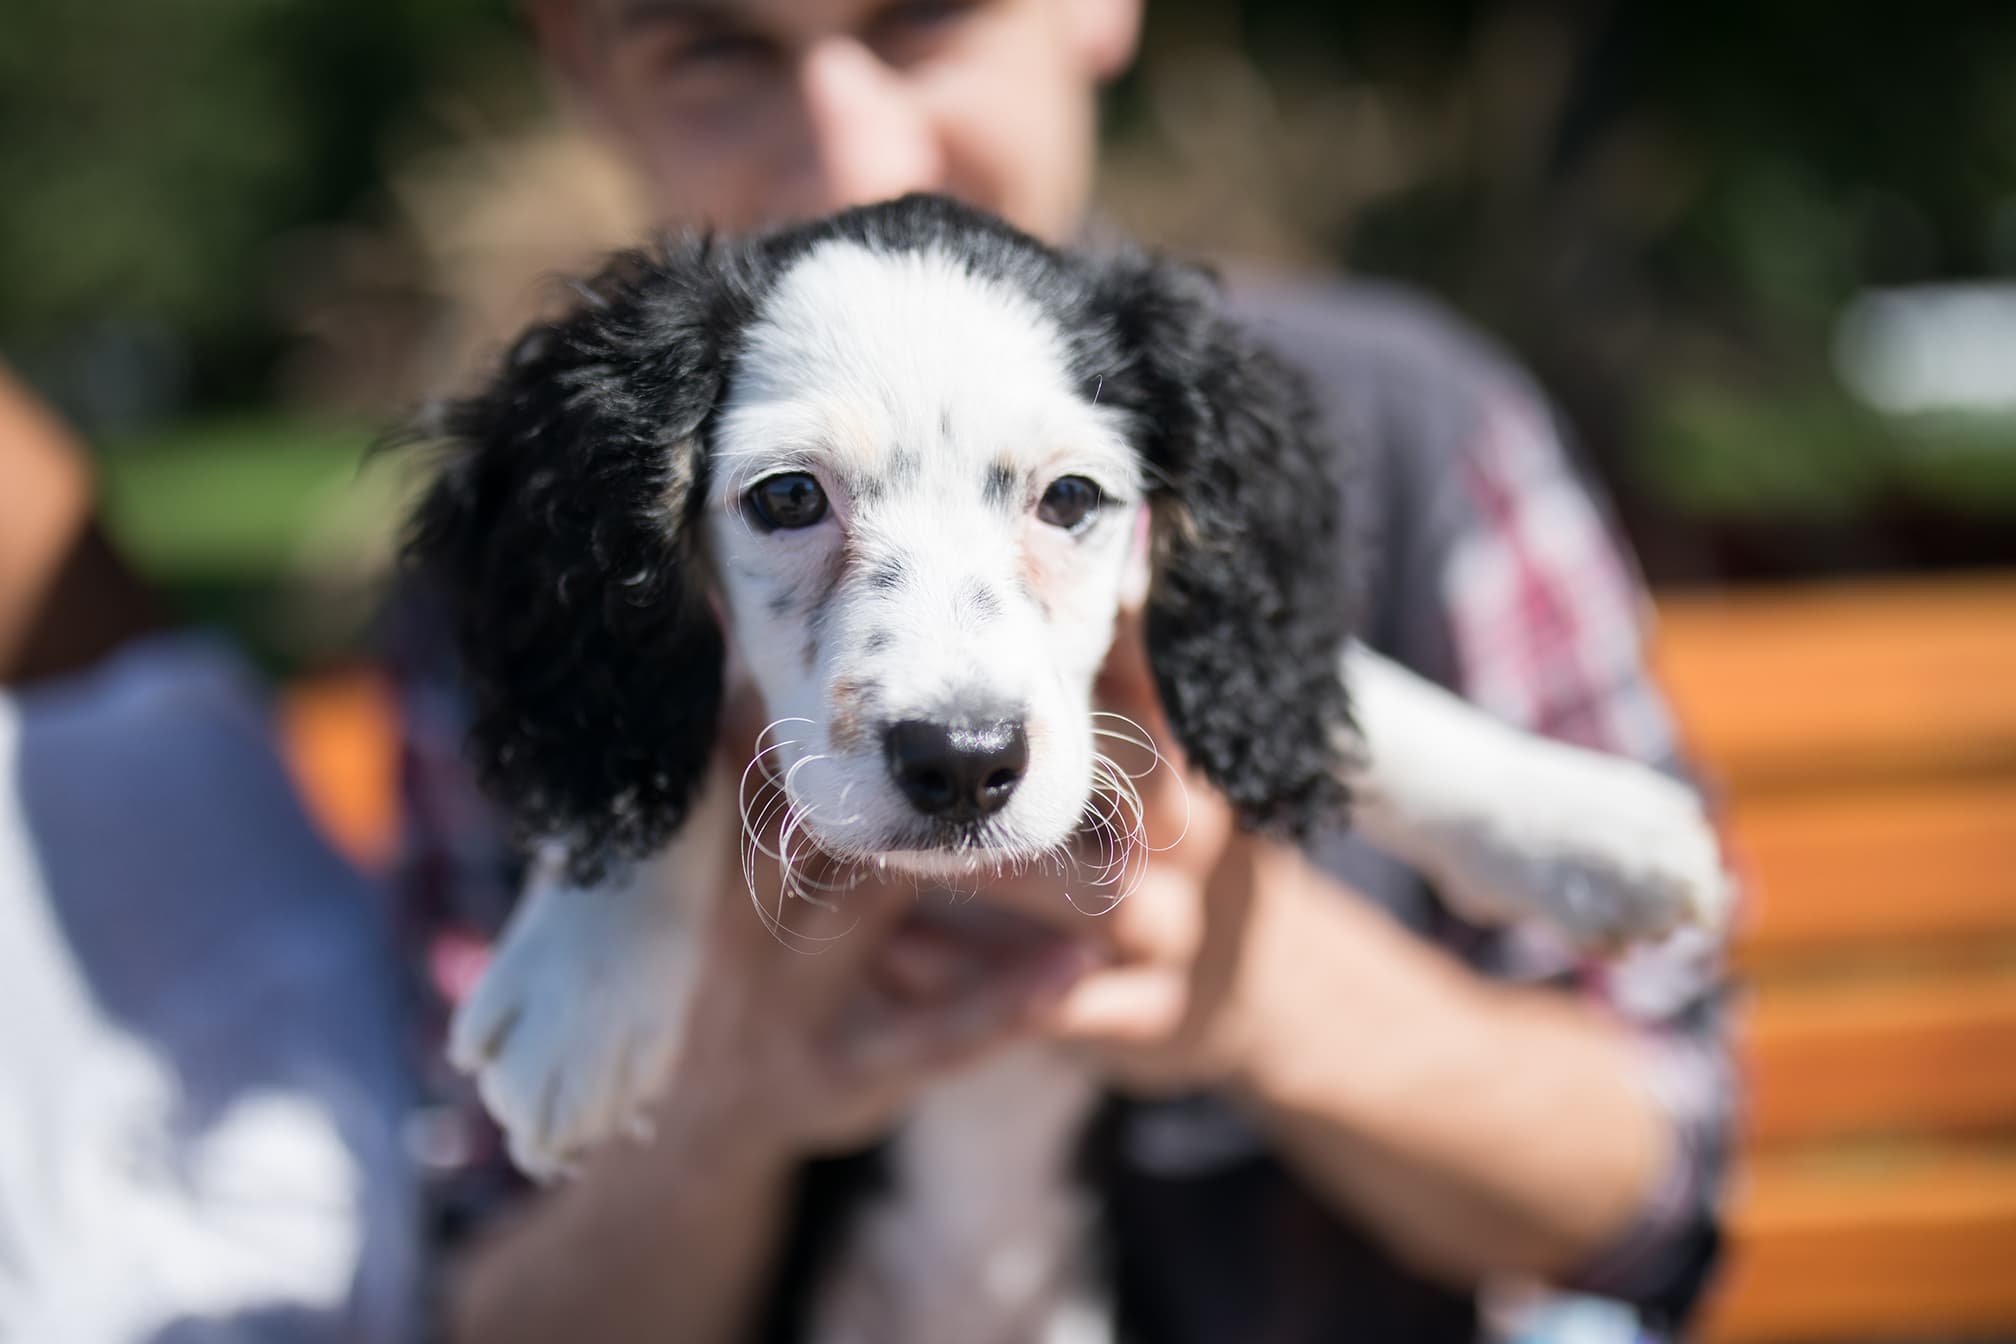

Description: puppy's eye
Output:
[747,473,829,530]
[1037,476,1103,531]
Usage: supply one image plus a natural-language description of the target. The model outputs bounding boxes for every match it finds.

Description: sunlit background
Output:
[8,2,2016,663]
[5,3,2015,1341]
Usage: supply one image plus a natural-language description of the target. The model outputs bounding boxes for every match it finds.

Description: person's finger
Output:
[868,922,985,1002]
[1037,964,1188,1051]
[977,858,1207,967]
[831,938,1099,1078]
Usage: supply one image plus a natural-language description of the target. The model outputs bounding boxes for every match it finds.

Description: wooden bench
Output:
[1655,574,2016,1343]
[277,573,2016,1340]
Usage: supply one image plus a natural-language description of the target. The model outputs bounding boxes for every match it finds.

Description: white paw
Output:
[448,876,692,1180]
[1433,749,1731,947]
[1343,643,1730,950]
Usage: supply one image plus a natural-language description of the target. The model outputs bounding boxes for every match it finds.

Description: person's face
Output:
[535,0,1142,242]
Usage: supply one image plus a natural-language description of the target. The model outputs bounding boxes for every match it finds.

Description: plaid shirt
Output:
[388,275,1732,1342]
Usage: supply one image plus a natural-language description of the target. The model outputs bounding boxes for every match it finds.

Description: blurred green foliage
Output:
[97,416,383,578]
[11,1,2016,416]
[94,413,415,668]
[1644,391,2016,520]
[4,0,2014,661]
[1169,1,2016,577]
[0,0,529,401]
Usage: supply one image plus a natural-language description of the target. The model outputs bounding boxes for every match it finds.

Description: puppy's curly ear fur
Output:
[400,240,763,880]
[1088,255,1358,839]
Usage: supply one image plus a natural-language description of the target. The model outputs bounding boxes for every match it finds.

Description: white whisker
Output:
[1088,711,1190,854]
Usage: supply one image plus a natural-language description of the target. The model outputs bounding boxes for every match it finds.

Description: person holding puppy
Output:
[407,3,1730,1341]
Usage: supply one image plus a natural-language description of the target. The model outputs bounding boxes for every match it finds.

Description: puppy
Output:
[404,194,1724,1337]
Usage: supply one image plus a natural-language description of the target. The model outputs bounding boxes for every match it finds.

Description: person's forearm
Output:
[1233,860,1671,1286]
[446,1124,795,1344]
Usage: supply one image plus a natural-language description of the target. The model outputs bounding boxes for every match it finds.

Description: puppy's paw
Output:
[1344,644,1729,950]
[448,881,691,1180]
[1434,749,1730,947]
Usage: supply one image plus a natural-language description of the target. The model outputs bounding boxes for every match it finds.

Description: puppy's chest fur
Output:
[809,1045,1110,1344]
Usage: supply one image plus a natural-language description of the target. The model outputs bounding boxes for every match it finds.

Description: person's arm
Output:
[445,1110,796,1344]
[1026,775,1674,1288]
[1029,712,1717,1301]
[1229,844,1672,1282]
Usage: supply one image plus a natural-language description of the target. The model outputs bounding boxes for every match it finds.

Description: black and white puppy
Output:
[406,194,1723,1336]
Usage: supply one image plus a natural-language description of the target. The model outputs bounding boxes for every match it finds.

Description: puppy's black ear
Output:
[400,241,763,879]
[1087,255,1358,839]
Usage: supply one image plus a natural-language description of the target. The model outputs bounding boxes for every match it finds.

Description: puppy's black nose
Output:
[885,718,1028,821]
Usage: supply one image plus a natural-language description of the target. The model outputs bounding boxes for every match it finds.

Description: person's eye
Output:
[867,0,980,64]
[1036,476,1103,532]
[672,30,771,70]
[614,24,776,105]
[624,26,773,86]
[747,473,830,530]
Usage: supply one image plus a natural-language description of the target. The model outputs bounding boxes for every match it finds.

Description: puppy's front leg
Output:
[1342,643,1729,945]
[448,774,730,1179]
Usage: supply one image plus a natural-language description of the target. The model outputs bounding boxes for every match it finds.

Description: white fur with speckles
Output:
[708,239,1143,866]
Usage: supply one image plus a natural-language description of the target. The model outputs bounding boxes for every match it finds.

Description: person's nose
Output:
[790,36,944,213]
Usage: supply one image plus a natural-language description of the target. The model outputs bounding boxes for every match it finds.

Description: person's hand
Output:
[655,847,1094,1163]
[626,693,1098,1168]
[450,702,1103,1344]
[973,613,1328,1097]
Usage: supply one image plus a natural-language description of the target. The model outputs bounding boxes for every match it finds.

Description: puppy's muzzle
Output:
[884,717,1029,822]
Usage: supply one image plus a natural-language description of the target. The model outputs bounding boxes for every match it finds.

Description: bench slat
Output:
[1703,1151,2016,1343]
[1730,775,2016,966]
[1655,575,2016,792]
[1744,972,2016,1145]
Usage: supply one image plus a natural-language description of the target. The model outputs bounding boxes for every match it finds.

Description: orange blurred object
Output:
[277,667,401,874]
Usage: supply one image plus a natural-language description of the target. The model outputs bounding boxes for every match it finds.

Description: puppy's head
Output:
[405,196,1354,883]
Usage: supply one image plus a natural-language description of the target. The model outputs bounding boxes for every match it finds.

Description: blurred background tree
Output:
[0,0,533,421]
[4,0,2014,665]
[1102,0,2016,579]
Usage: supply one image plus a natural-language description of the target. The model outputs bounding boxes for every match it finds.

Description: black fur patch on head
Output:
[1079,253,1360,839]
[398,237,768,880]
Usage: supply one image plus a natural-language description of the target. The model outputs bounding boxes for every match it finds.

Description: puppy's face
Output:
[707,240,1144,871]
[408,196,1352,884]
